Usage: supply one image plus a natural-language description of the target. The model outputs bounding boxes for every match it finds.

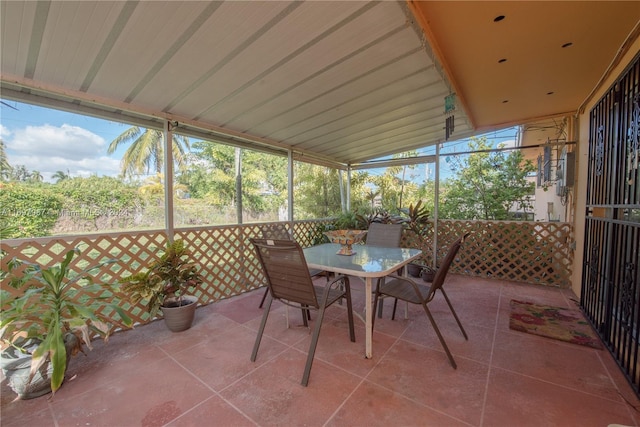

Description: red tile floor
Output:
[1,275,638,427]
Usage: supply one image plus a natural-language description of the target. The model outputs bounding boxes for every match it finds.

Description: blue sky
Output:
[1,101,130,182]
[1,99,518,183]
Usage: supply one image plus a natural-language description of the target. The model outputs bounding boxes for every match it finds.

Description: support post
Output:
[433,143,440,268]
[346,167,351,212]
[235,147,243,224]
[164,120,174,242]
[288,150,294,232]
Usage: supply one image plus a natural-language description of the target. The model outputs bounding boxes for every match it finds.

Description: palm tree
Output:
[390,151,418,210]
[52,170,70,182]
[107,127,190,179]
[29,170,43,183]
[0,140,12,181]
[365,189,380,211]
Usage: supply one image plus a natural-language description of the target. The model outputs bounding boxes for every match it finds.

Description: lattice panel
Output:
[293,219,333,247]
[399,220,573,287]
[1,231,169,327]
[1,219,574,333]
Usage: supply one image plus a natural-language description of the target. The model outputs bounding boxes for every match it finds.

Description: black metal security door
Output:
[582,52,640,397]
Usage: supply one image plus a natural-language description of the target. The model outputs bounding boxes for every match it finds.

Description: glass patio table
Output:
[303,243,421,358]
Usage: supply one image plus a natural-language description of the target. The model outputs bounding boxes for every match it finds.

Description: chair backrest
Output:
[428,233,470,298]
[250,238,319,308]
[261,224,292,240]
[366,223,403,247]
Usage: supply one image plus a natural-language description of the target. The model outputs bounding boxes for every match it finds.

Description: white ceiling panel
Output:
[2,1,636,167]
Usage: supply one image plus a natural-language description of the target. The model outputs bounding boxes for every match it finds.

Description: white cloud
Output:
[5,124,121,181]
[0,124,11,138]
[9,124,105,159]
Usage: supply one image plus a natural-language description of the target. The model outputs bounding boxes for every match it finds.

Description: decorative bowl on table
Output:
[324,230,368,256]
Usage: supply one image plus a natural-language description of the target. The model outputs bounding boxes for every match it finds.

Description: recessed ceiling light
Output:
[494,15,505,22]
[502,100,509,103]
[498,58,507,63]
[562,42,573,48]
[547,91,554,95]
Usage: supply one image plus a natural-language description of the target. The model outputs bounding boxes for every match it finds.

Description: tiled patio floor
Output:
[1,275,638,427]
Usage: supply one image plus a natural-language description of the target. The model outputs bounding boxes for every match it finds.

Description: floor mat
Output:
[509,299,603,349]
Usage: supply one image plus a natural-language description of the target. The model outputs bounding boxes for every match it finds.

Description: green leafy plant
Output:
[399,200,431,238]
[398,200,434,266]
[0,248,133,395]
[355,208,396,229]
[332,211,360,230]
[119,239,204,317]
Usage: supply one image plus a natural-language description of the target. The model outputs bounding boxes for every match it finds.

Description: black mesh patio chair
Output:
[250,238,356,386]
[372,233,469,369]
[258,225,329,310]
[365,222,404,317]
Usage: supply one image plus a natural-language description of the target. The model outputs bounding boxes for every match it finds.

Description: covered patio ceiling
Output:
[1,1,639,168]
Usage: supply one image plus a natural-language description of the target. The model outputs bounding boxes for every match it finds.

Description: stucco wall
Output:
[571,34,640,298]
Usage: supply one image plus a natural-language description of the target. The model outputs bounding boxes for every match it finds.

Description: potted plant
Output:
[399,200,436,277]
[0,247,132,398]
[119,239,204,332]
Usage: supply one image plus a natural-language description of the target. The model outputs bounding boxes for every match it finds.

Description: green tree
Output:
[181,142,237,206]
[0,140,12,181]
[9,165,31,182]
[180,141,288,217]
[371,173,401,213]
[107,127,190,179]
[294,163,343,219]
[440,137,535,220]
[388,150,419,209]
[139,173,188,201]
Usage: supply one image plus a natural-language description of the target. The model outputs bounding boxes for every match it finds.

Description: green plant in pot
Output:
[0,248,133,398]
[399,200,436,279]
[120,239,204,332]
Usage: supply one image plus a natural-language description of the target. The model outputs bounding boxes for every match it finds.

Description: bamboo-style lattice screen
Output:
[1,219,572,328]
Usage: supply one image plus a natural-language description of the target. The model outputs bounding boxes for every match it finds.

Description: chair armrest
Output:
[381,274,428,301]
[326,274,349,290]
[317,274,350,306]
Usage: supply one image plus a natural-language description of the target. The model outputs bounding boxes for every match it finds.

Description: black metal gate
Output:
[582,51,640,397]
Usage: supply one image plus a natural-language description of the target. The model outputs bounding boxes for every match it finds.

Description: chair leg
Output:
[422,303,457,369]
[440,288,468,340]
[301,305,309,327]
[391,298,398,320]
[251,294,273,362]
[258,287,269,308]
[301,304,326,386]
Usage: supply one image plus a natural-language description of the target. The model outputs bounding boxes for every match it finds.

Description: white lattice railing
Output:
[1,219,573,327]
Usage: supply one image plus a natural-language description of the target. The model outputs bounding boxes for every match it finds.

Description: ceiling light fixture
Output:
[547,91,554,95]
[498,58,507,63]
[502,100,509,103]
[494,15,505,22]
[562,42,573,48]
